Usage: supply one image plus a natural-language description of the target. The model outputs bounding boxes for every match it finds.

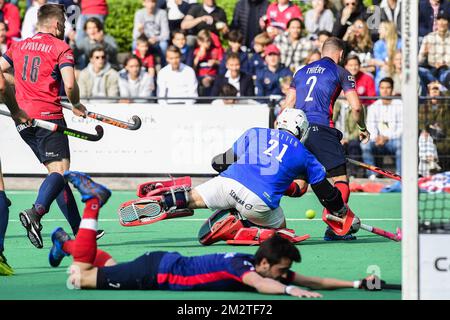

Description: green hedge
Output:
[16,0,375,53]
[104,0,142,52]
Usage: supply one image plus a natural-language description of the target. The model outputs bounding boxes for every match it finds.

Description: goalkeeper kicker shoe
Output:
[19,207,43,249]
[0,252,14,276]
[64,171,111,207]
[323,227,357,241]
[49,227,71,267]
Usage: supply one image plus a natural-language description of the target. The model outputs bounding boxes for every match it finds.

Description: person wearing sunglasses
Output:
[78,46,119,99]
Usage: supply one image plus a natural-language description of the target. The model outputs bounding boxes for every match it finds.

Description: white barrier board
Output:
[419,234,450,300]
[0,103,270,174]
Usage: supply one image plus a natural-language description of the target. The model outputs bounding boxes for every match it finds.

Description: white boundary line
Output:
[4,191,398,196]
[8,218,402,222]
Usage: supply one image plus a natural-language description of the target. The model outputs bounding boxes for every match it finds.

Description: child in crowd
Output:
[134,34,156,78]
[193,29,224,96]
[219,29,250,74]
[249,32,271,78]
[171,29,194,67]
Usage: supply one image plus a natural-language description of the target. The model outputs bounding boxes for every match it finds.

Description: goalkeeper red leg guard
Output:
[335,181,350,203]
[72,199,99,264]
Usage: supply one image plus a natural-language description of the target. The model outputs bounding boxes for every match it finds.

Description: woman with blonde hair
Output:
[371,21,401,90]
[343,18,374,73]
[390,50,402,95]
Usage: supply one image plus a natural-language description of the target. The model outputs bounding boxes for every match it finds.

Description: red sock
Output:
[72,198,100,264]
[93,249,113,267]
[63,239,111,267]
[335,181,350,203]
[62,239,74,254]
[81,198,100,220]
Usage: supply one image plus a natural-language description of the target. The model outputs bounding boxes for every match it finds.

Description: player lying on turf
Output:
[119,109,360,245]
[50,171,382,296]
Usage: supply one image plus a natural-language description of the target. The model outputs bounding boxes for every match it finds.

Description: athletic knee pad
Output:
[162,187,191,210]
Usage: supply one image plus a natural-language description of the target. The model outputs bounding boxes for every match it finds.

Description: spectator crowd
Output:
[0,0,449,176]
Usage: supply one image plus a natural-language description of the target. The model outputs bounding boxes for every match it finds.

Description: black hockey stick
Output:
[0,109,104,141]
[61,102,142,130]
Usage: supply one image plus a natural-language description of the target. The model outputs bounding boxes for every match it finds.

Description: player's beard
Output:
[338,51,345,66]
[56,22,65,40]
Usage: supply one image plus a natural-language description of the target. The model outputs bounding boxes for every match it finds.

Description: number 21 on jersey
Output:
[263,139,288,162]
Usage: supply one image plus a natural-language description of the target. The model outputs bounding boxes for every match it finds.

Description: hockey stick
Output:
[346,158,402,181]
[0,109,104,141]
[360,277,402,291]
[381,283,401,290]
[325,214,402,242]
[61,102,142,130]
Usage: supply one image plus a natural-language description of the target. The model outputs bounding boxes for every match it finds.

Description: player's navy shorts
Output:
[19,118,70,164]
[96,251,167,290]
[303,124,346,173]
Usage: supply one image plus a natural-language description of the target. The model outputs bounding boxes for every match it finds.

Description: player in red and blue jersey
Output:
[48,171,381,296]
[283,37,370,241]
[0,4,94,249]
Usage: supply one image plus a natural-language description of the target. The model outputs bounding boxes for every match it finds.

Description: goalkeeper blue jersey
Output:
[220,127,326,209]
[156,252,256,291]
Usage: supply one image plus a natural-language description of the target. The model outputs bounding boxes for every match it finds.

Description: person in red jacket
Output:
[344,54,376,106]
[75,0,108,44]
[261,0,302,39]
[0,0,21,42]
[193,29,223,96]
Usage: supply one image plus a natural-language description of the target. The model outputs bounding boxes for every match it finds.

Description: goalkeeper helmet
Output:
[276,109,310,143]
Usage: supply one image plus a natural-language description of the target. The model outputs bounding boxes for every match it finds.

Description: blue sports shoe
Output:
[323,227,357,241]
[49,227,71,267]
[64,171,111,207]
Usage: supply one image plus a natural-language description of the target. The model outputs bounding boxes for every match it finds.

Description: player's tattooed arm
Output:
[345,90,370,143]
[61,67,87,117]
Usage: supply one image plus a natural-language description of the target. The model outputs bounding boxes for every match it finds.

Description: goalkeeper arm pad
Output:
[211,148,238,173]
[311,178,345,213]
[284,181,307,197]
